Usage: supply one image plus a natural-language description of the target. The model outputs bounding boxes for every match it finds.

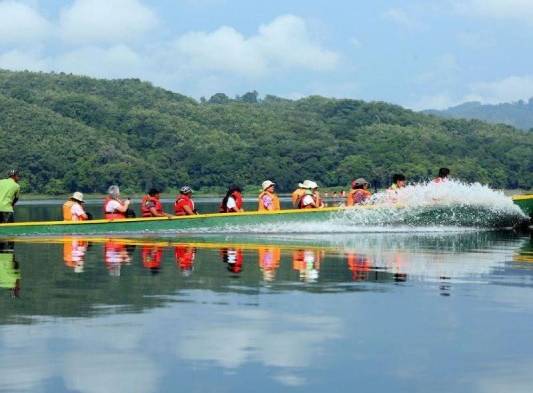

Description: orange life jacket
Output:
[103,196,126,219]
[63,200,74,221]
[258,191,280,211]
[347,189,372,206]
[291,189,305,207]
[141,195,163,217]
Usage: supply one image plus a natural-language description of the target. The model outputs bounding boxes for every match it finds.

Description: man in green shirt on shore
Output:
[0,170,21,223]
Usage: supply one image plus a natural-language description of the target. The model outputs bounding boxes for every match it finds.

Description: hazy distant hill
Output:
[0,69,532,194]
[425,99,533,131]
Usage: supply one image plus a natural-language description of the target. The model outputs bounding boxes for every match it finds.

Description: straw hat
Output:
[262,180,275,190]
[72,191,84,202]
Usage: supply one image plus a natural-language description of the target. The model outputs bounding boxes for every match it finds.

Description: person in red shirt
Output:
[174,186,197,216]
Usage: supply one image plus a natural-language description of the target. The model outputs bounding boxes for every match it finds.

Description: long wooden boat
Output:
[0,197,530,237]
[0,207,341,236]
[512,194,533,217]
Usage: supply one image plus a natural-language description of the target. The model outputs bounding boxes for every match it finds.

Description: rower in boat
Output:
[346,178,372,206]
[174,186,198,216]
[388,174,406,192]
[103,185,131,219]
[63,192,89,221]
[0,170,21,223]
[219,185,244,213]
[292,180,311,208]
[433,168,450,184]
[258,180,280,211]
[141,188,172,218]
[298,181,324,209]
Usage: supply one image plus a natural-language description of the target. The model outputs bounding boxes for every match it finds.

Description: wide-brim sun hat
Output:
[72,191,84,202]
[309,181,319,189]
[262,180,275,191]
[298,180,314,189]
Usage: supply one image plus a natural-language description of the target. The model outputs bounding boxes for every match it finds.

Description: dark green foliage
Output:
[0,69,531,193]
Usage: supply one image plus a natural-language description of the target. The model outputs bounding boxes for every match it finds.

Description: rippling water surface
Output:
[0,201,532,393]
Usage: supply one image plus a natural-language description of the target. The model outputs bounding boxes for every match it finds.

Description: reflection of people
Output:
[104,239,133,276]
[347,253,372,281]
[63,192,89,221]
[220,247,244,273]
[142,245,163,273]
[292,249,322,282]
[104,185,131,219]
[0,169,21,223]
[63,238,89,273]
[258,246,281,281]
[175,245,197,275]
[0,241,20,298]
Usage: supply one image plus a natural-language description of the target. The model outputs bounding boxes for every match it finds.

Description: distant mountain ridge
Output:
[424,99,533,130]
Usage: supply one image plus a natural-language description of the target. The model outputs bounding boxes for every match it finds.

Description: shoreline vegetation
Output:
[1,69,532,194]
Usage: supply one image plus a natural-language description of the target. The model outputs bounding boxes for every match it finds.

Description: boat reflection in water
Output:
[17,231,529,292]
[0,241,20,298]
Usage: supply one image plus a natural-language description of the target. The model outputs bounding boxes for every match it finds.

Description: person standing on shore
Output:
[0,170,21,223]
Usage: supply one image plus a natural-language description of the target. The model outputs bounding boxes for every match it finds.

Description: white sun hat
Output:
[262,180,276,190]
[72,191,84,202]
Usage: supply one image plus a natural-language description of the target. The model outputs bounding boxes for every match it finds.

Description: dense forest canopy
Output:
[425,99,533,131]
[0,69,531,194]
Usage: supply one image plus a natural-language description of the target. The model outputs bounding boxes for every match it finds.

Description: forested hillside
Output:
[0,69,532,194]
[425,99,533,131]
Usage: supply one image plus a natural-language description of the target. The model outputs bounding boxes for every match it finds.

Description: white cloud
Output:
[466,75,533,104]
[0,49,49,71]
[53,45,143,78]
[59,0,158,45]
[171,14,339,77]
[0,1,52,45]
[456,0,533,23]
[383,8,422,30]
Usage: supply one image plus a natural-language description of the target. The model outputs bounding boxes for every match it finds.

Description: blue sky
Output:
[0,0,532,109]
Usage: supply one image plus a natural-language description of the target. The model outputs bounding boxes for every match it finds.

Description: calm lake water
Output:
[1,202,532,393]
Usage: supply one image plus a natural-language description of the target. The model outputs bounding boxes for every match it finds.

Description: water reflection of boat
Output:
[0,241,20,298]
[5,232,529,287]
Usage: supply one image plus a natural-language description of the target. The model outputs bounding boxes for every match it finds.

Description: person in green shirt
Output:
[0,169,21,223]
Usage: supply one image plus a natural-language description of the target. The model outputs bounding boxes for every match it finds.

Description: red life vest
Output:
[103,196,126,219]
[219,191,243,213]
[142,246,163,269]
[141,195,163,217]
[174,194,195,215]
